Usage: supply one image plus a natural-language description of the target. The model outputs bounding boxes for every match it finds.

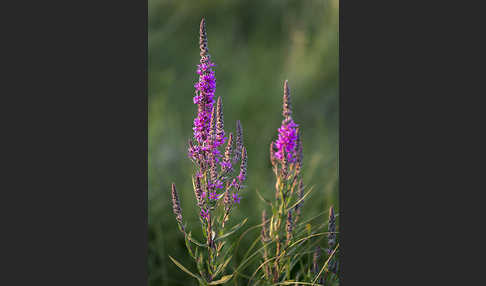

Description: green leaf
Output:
[255,188,272,205]
[207,274,233,285]
[312,243,340,284]
[275,281,324,285]
[285,185,315,213]
[187,233,207,247]
[168,255,205,284]
[211,256,232,280]
[215,218,248,241]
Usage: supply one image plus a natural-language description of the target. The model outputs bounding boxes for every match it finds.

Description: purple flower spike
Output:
[274,80,299,163]
[275,118,298,162]
[193,18,216,145]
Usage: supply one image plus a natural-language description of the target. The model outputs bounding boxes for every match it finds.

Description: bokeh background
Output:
[149,0,339,285]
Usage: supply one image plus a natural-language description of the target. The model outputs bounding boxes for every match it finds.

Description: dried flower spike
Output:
[312,246,321,274]
[238,147,247,183]
[269,140,277,167]
[294,179,304,222]
[215,96,225,146]
[194,176,203,207]
[234,120,243,162]
[283,80,292,118]
[295,128,303,173]
[261,209,268,242]
[171,183,183,227]
[223,190,231,209]
[286,210,293,244]
[328,206,336,248]
[221,132,233,172]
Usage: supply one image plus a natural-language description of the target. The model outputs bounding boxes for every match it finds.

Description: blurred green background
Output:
[149,0,338,285]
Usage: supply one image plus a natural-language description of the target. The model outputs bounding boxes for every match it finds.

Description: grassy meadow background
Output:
[149,0,339,285]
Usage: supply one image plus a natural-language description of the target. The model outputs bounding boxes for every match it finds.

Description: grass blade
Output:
[207,274,233,285]
[168,255,205,284]
[215,218,248,241]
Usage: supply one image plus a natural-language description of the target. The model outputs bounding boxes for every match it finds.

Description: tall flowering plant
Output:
[170,18,248,285]
[254,81,339,285]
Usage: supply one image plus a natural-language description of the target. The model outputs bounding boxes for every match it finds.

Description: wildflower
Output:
[172,19,248,283]
[230,192,239,204]
[274,80,299,163]
[200,208,209,220]
[209,192,220,200]
[193,18,216,145]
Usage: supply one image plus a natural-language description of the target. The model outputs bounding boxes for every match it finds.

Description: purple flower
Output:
[209,191,222,200]
[209,180,223,191]
[274,118,299,162]
[230,178,239,189]
[274,80,299,163]
[192,60,216,144]
[232,193,241,204]
[192,19,217,146]
[200,208,209,220]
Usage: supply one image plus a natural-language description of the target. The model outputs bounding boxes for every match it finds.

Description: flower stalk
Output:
[170,18,248,284]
